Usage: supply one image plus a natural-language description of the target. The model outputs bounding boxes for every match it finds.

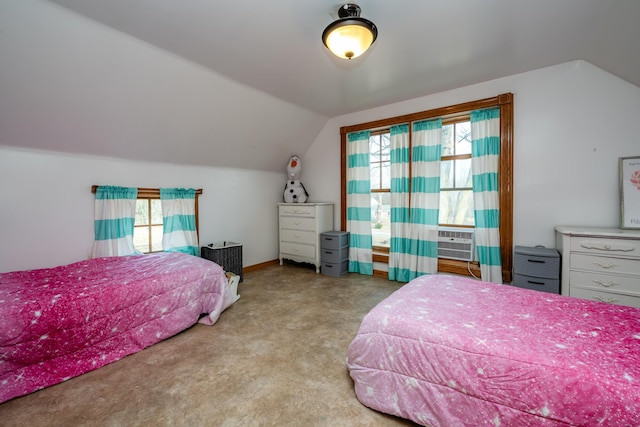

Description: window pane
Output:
[370,162,381,190]
[441,159,454,188]
[371,192,390,247]
[151,225,163,252]
[135,200,149,224]
[151,199,163,224]
[380,161,390,189]
[439,190,474,225]
[455,158,473,188]
[442,124,453,156]
[455,121,471,155]
[134,226,149,253]
[380,133,390,161]
[369,135,380,160]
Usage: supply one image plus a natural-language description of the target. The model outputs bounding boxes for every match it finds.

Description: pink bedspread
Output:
[347,275,640,426]
[0,252,228,403]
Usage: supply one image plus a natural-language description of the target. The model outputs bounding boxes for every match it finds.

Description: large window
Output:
[340,93,513,281]
[370,131,391,249]
[440,118,474,226]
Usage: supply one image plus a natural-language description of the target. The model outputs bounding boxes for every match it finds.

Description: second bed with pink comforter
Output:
[347,274,640,426]
[1,252,229,403]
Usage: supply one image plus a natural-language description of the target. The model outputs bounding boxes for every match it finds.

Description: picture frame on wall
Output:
[620,156,640,229]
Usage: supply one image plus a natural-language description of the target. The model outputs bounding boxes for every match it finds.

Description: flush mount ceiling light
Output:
[322,4,378,60]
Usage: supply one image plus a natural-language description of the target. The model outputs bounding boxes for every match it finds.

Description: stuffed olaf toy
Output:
[283,155,309,203]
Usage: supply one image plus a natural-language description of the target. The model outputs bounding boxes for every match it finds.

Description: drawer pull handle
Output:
[593,262,618,269]
[594,296,619,304]
[593,280,618,288]
[527,259,545,264]
[580,242,634,252]
[527,280,545,285]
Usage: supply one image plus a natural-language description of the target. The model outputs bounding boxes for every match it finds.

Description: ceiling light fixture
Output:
[322,4,378,60]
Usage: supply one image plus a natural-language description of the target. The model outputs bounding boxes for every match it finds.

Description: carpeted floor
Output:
[0,263,418,426]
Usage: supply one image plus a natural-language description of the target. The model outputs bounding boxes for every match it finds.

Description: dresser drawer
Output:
[280,242,316,259]
[569,287,640,309]
[570,253,640,276]
[571,237,640,258]
[279,205,316,218]
[569,270,640,295]
[512,274,559,293]
[321,246,349,263]
[280,216,315,231]
[280,229,316,245]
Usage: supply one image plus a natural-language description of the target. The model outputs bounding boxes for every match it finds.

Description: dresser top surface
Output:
[556,226,640,239]
[278,202,333,206]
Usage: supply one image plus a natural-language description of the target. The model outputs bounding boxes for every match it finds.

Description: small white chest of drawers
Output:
[279,203,333,273]
[556,226,640,308]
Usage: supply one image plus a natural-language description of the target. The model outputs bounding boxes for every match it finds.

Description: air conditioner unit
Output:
[438,226,476,262]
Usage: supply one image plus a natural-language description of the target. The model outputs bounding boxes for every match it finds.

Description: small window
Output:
[134,198,163,253]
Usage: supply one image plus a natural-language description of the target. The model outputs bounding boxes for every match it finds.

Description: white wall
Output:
[0,146,283,272]
[304,60,640,249]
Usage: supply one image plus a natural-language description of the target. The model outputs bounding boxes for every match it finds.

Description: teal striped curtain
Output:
[470,108,502,283]
[388,124,411,281]
[347,131,373,275]
[91,186,140,258]
[388,120,441,282]
[409,119,442,278]
[160,188,199,256]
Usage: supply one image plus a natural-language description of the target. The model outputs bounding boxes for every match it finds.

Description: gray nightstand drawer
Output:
[321,246,349,263]
[513,274,560,294]
[320,231,349,250]
[514,246,560,279]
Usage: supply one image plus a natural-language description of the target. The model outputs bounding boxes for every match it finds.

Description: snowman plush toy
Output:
[283,155,309,203]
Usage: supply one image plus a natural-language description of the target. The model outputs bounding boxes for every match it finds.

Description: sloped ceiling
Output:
[1,1,639,172]
[47,0,640,116]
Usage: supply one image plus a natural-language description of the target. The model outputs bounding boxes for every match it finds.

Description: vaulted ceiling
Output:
[48,0,640,117]
[2,1,639,172]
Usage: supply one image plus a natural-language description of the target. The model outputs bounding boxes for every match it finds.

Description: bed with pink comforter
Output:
[0,252,228,403]
[347,274,640,426]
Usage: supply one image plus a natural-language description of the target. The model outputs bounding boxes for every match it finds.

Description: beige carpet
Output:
[0,263,418,426]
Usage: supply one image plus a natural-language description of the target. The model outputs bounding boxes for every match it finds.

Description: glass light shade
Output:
[323,14,377,60]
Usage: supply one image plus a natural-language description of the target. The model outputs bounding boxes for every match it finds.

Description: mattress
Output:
[347,274,640,426]
[0,252,228,403]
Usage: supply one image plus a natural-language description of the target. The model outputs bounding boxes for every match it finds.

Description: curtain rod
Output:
[91,185,203,194]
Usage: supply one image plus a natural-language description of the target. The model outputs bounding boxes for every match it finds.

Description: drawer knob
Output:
[593,280,618,288]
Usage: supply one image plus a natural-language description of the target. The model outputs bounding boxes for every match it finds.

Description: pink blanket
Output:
[347,274,640,426]
[0,252,228,403]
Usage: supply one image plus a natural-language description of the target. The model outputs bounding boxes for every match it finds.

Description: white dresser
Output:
[279,203,333,273]
[556,226,640,308]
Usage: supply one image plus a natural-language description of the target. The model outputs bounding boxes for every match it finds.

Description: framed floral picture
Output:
[620,156,640,229]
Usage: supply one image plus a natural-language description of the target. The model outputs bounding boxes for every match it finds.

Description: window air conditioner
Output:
[438,226,476,262]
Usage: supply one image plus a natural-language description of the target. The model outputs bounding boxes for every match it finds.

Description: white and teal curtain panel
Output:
[346,131,373,275]
[388,120,441,282]
[160,188,199,256]
[388,124,411,281]
[471,108,502,283]
[91,186,140,258]
[409,119,442,279]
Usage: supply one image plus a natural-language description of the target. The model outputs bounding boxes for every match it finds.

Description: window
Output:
[440,118,474,226]
[134,198,163,253]
[370,131,391,249]
[90,186,203,255]
[340,93,514,281]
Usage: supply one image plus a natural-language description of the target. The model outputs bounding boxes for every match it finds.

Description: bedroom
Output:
[1,0,640,425]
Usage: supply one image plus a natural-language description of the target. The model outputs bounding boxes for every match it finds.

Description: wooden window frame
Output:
[340,93,513,282]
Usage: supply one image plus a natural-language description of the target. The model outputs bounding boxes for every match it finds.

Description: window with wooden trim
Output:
[90,186,202,254]
[340,93,513,281]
